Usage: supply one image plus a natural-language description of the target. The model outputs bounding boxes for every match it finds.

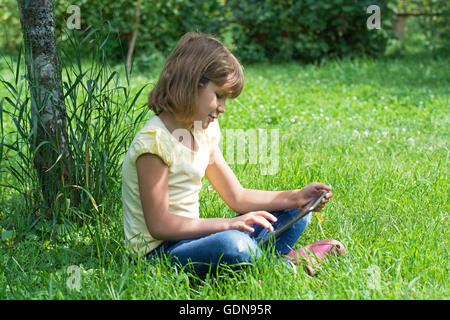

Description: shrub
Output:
[226,0,395,63]
[54,0,227,67]
[1,0,396,65]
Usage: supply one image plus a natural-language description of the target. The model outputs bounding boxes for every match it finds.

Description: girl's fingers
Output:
[321,191,332,206]
[315,183,332,192]
[255,217,274,232]
[242,225,255,233]
[254,210,278,222]
[250,213,274,232]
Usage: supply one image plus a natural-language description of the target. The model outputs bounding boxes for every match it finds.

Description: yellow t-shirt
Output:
[121,115,221,256]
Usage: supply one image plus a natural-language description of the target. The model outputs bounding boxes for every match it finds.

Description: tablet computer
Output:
[258,190,328,246]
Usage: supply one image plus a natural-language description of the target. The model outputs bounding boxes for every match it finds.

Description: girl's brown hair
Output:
[148,32,244,118]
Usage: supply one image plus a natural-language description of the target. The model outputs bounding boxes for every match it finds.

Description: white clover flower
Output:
[382,131,389,137]
[363,130,369,137]
[325,116,329,121]
[353,130,360,138]
[336,121,341,127]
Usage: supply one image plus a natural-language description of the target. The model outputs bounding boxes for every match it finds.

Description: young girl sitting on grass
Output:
[122,32,346,276]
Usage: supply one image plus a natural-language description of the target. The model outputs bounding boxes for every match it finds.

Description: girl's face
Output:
[194,81,226,129]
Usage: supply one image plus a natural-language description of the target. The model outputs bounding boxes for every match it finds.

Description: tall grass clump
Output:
[0,24,148,225]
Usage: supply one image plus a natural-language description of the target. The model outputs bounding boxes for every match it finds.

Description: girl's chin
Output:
[202,121,210,129]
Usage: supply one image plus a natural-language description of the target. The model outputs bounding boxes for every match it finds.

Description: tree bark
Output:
[17,0,74,215]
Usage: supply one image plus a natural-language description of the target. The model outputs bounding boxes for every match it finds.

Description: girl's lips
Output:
[208,115,217,122]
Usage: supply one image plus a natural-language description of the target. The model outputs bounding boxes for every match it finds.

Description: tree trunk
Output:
[126,0,141,75]
[17,0,74,215]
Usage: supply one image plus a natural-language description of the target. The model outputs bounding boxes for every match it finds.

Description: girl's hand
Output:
[297,182,333,212]
[229,211,278,233]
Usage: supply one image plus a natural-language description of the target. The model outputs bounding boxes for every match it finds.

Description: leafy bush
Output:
[1,0,397,65]
[53,0,226,67]
[226,0,395,63]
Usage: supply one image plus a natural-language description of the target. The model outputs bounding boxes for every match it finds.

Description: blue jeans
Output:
[146,208,311,276]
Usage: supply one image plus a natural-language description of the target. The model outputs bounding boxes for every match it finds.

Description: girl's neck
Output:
[158,111,193,132]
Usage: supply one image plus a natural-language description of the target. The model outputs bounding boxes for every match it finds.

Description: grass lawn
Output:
[0,48,448,299]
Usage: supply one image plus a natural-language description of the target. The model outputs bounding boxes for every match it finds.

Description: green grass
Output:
[0,48,449,299]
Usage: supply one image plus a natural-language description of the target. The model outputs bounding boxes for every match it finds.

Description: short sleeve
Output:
[127,127,173,166]
[204,120,221,154]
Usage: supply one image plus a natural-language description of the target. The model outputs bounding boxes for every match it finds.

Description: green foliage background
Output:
[2,0,448,63]
[0,0,420,64]
[226,0,394,63]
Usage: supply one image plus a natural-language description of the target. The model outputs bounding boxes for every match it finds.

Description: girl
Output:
[122,32,346,276]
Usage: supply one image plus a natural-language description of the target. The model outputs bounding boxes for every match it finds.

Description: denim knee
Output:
[217,230,262,264]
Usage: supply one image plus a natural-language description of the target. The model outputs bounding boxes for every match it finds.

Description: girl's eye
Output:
[216,93,223,100]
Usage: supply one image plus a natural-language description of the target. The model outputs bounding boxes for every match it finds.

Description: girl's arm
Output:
[205,149,332,214]
[136,153,277,240]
